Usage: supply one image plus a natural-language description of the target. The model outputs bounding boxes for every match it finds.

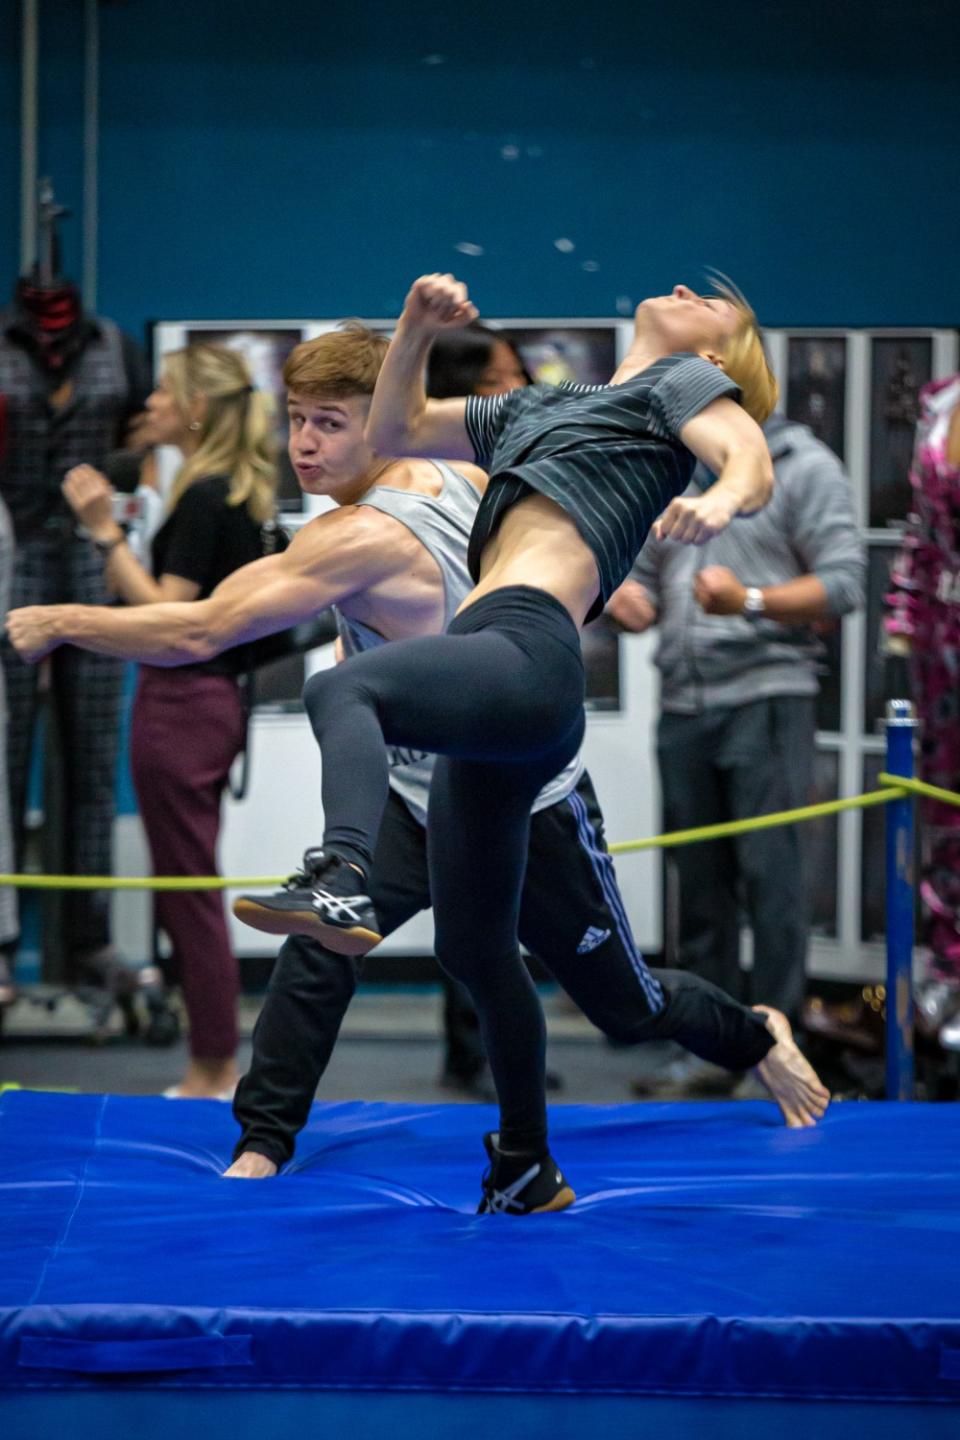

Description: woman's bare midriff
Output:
[458,491,601,629]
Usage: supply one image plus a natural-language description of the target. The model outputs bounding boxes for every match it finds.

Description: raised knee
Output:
[302,665,341,718]
[302,667,332,703]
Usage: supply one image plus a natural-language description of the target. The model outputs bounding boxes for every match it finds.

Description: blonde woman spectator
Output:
[60,344,279,1096]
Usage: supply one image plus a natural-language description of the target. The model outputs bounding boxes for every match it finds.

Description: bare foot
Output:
[223,1151,278,1179]
[753,1006,831,1128]
[165,1058,239,1100]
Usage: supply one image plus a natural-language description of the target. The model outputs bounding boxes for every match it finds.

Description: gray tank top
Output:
[335,460,583,826]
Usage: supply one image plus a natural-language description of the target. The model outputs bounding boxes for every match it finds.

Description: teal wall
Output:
[2,1,958,335]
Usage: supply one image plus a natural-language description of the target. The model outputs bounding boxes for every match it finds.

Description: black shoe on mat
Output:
[477,1131,575,1215]
[233,848,382,956]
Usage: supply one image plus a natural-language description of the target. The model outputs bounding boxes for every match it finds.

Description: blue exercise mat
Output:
[1,1090,959,1402]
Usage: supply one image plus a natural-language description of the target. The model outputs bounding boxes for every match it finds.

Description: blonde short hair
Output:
[283,323,389,399]
[709,277,779,425]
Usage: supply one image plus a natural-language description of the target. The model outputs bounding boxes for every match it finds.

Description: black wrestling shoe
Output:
[233,848,382,956]
[477,1132,575,1215]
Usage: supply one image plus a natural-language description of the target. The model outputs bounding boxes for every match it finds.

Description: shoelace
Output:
[282,868,314,891]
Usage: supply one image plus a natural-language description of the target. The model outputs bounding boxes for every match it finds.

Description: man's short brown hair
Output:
[282,322,389,398]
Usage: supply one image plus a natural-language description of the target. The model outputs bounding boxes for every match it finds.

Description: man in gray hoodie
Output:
[608,415,865,1063]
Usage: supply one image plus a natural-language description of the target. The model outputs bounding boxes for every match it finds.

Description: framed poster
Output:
[785,336,847,460]
[498,324,619,387]
[868,335,932,528]
[184,326,306,511]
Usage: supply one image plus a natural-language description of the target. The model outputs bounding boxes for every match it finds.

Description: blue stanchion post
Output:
[884,699,918,1100]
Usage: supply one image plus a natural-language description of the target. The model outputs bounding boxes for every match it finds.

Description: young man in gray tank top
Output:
[8,327,828,1204]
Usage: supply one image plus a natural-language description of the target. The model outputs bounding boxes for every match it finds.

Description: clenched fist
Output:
[652,490,739,546]
[693,566,749,615]
[6,606,65,663]
[605,579,657,633]
[400,274,479,335]
[62,464,117,541]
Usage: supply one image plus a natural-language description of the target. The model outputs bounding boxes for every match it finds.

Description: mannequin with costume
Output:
[0,181,150,994]
[885,372,960,1048]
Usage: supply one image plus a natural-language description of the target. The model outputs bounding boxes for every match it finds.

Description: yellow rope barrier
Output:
[876,773,960,809]
[0,776,957,890]
[0,874,286,891]
[607,786,907,855]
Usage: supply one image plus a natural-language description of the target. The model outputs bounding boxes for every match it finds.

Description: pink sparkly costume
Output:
[885,374,960,978]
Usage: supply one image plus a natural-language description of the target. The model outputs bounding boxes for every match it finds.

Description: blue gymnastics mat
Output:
[2,1090,960,1437]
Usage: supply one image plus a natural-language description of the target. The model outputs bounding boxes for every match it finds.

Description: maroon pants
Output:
[130,667,246,1059]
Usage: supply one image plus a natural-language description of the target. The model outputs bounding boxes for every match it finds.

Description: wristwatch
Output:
[92,531,126,557]
[742,586,765,618]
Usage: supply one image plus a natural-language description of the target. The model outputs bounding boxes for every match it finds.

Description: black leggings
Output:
[303,587,586,1152]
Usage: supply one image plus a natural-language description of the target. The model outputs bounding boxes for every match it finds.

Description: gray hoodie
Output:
[631,415,866,714]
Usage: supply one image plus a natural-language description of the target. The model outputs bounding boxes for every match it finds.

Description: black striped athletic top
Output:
[464,352,739,621]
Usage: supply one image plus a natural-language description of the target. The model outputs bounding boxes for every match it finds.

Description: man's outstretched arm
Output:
[6,508,393,665]
[366,274,478,460]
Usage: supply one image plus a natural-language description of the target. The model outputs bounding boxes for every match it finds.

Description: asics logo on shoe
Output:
[310,888,369,924]
[482,1161,542,1214]
[576,925,611,954]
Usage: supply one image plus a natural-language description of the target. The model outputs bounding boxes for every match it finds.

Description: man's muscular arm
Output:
[366,274,479,460]
[6,508,396,665]
[653,397,773,545]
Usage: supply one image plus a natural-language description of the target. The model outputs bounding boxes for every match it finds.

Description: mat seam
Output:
[25,1095,107,1306]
